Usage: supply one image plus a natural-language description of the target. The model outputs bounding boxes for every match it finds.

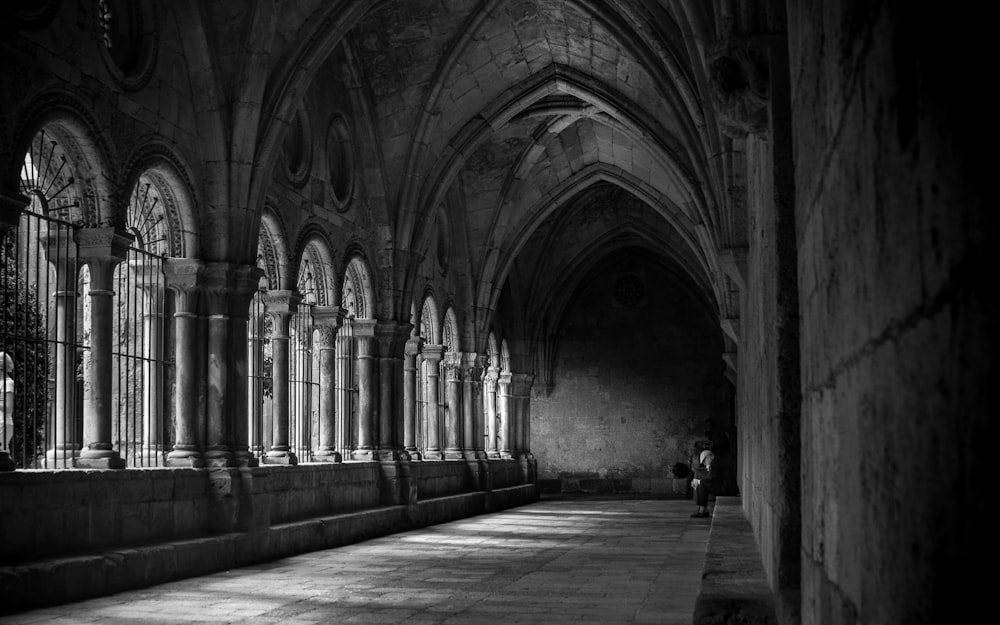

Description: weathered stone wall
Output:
[787,3,990,624]
[532,255,729,492]
[0,468,210,562]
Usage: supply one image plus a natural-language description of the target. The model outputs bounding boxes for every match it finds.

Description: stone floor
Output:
[1,498,712,625]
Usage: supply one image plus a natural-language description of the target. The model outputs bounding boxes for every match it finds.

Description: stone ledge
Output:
[693,496,778,625]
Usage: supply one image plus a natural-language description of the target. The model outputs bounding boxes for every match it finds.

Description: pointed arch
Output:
[418,294,440,345]
[14,92,118,226]
[342,254,374,320]
[258,207,291,290]
[295,232,337,307]
[120,143,201,258]
[442,307,459,353]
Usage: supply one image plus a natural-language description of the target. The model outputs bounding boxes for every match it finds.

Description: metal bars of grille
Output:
[1,210,82,468]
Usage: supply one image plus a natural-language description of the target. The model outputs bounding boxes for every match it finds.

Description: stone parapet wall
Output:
[0,468,211,563]
[0,461,539,612]
[410,460,470,499]
[262,463,382,525]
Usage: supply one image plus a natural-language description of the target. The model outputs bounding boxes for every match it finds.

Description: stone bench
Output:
[693,496,778,625]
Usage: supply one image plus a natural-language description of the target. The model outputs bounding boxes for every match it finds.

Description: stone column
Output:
[462,353,485,461]
[0,192,26,471]
[202,263,235,467]
[164,260,205,466]
[230,265,262,467]
[247,298,266,456]
[335,319,354,460]
[497,372,512,459]
[443,352,464,460]
[133,262,165,466]
[402,335,422,460]
[312,306,344,462]
[484,366,500,459]
[374,322,409,461]
[76,228,132,469]
[263,290,299,465]
[421,345,444,460]
[511,373,535,460]
[351,319,377,461]
[41,229,81,468]
[290,308,314,460]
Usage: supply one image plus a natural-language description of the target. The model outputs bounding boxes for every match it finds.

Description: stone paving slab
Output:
[0,499,711,625]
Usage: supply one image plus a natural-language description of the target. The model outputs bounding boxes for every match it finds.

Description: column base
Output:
[500,451,513,459]
[405,449,421,461]
[76,454,126,470]
[444,449,464,460]
[351,449,375,461]
[263,450,298,465]
[377,449,400,462]
[167,449,206,468]
[312,450,343,463]
[423,450,443,461]
[0,451,15,471]
[487,450,501,460]
[234,451,259,467]
[46,448,81,468]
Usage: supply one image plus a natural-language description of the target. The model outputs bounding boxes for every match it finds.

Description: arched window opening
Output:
[247,224,281,461]
[416,295,440,459]
[2,129,86,468]
[111,174,171,467]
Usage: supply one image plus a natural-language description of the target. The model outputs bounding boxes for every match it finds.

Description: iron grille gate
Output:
[1,210,83,468]
[111,245,168,467]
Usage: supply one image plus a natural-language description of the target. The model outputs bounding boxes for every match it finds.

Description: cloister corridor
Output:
[0,498,713,625]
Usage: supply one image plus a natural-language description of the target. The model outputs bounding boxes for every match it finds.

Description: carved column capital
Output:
[76,227,133,290]
[313,306,345,349]
[163,258,205,313]
[422,343,444,363]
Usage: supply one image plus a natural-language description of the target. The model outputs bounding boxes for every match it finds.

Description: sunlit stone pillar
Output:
[230,265,262,467]
[402,335,422,460]
[246,290,267,457]
[76,228,132,469]
[312,306,344,462]
[352,319,377,461]
[41,229,81,468]
[484,366,500,459]
[164,259,205,466]
[290,309,314,460]
[421,344,444,460]
[462,353,485,460]
[443,352,463,460]
[335,319,354,459]
[497,372,512,459]
[263,290,299,465]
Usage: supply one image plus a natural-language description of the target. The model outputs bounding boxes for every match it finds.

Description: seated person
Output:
[690,449,737,518]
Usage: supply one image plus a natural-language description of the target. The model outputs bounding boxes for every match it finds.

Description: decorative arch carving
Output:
[296,237,336,306]
[419,294,439,345]
[342,255,373,319]
[14,93,118,226]
[442,307,459,352]
[258,208,290,290]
